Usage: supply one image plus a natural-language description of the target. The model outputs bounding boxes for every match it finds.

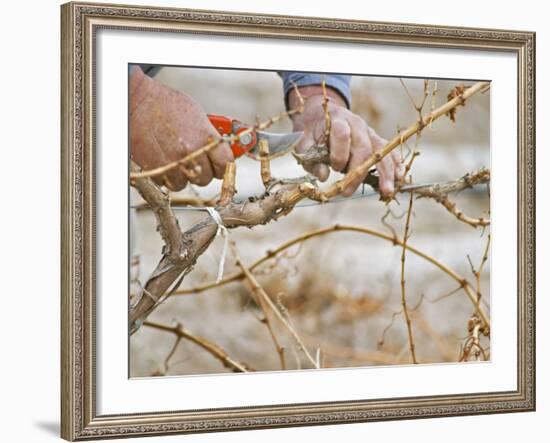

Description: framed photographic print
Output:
[61,1,535,440]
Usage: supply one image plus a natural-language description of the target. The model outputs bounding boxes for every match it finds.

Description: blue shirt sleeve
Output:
[137,66,352,109]
[137,64,162,77]
[279,72,352,108]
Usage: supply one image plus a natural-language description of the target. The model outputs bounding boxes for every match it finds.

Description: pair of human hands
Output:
[130,66,403,197]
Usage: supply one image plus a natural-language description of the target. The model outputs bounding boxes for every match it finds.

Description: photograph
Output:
[128,65,491,377]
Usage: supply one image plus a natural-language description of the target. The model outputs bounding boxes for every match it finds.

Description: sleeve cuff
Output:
[279,72,352,108]
[134,64,162,78]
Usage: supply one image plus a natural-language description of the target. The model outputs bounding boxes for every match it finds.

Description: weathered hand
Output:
[289,86,403,197]
[129,66,233,191]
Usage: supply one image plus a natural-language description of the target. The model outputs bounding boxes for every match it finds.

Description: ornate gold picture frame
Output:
[61,1,535,440]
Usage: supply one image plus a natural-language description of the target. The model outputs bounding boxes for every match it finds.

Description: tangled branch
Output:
[130,81,490,337]
[173,224,489,331]
[291,81,489,202]
[407,168,490,228]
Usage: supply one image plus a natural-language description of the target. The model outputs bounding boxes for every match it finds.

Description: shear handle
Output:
[207,114,257,158]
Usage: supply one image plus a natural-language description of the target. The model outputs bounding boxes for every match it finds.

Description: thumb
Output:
[311,163,330,182]
[296,135,330,182]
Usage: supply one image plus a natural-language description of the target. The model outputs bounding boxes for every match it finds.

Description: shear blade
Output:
[249,130,303,157]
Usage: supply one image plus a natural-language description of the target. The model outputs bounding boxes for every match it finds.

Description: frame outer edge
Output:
[526,31,536,410]
[531,31,536,411]
[60,1,536,439]
[517,31,535,411]
[61,2,77,441]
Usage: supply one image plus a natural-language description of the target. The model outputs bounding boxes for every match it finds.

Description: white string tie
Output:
[205,207,229,283]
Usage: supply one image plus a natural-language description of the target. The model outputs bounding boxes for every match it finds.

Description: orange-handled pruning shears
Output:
[207,114,303,159]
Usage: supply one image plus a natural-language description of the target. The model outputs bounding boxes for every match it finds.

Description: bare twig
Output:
[259,139,271,187]
[408,168,490,197]
[258,303,287,370]
[241,264,286,370]
[233,245,319,369]
[406,168,491,228]
[427,285,464,303]
[447,85,467,123]
[395,80,430,190]
[397,149,420,190]
[400,193,418,364]
[427,80,439,128]
[469,233,491,312]
[399,78,429,115]
[163,334,183,374]
[458,315,487,362]
[143,320,253,372]
[218,161,237,206]
[130,136,223,181]
[380,207,402,238]
[301,332,406,365]
[258,305,287,370]
[436,196,490,228]
[400,78,419,110]
[477,233,491,294]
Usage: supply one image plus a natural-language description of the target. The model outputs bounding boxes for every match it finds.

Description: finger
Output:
[162,145,190,190]
[149,163,187,191]
[391,149,405,183]
[139,129,188,191]
[164,168,188,191]
[185,153,214,187]
[158,171,188,192]
[329,118,351,172]
[133,113,189,191]
[369,130,395,197]
[207,139,234,179]
[342,128,373,197]
[145,144,187,190]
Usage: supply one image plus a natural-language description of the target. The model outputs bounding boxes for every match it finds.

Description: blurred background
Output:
[130,67,490,377]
